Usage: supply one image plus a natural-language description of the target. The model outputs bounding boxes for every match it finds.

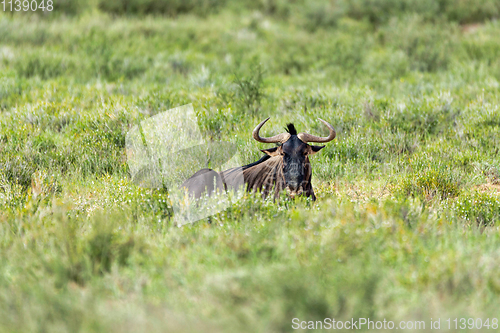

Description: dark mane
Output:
[285,123,297,135]
[241,154,271,170]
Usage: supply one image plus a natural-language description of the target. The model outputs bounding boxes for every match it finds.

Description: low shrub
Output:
[395,164,462,200]
[455,190,500,225]
[233,64,266,117]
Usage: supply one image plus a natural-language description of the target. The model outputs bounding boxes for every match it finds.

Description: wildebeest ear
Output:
[261,147,280,156]
[309,145,325,155]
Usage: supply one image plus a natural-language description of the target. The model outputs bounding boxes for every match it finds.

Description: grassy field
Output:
[1,2,500,332]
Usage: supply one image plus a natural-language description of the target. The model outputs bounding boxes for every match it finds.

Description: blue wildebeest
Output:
[180,118,336,200]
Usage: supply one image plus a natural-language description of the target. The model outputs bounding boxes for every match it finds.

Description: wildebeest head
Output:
[252,117,336,198]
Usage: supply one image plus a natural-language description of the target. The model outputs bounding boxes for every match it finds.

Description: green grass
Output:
[1,4,500,332]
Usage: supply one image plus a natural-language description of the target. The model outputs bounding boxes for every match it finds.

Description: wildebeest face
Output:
[262,136,324,197]
[252,117,336,199]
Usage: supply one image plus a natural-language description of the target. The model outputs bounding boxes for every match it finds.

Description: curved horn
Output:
[252,117,291,143]
[297,118,336,143]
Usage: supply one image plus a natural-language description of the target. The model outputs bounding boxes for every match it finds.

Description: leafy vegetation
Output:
[1,2,500,332]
